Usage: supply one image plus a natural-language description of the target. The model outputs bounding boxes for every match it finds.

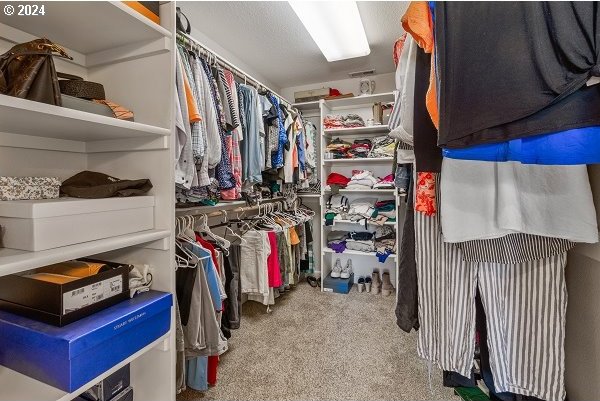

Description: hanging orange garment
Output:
[183,72,201,123]
[401,1,439,129]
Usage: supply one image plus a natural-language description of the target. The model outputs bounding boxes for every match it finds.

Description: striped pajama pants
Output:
[415,175,567,401]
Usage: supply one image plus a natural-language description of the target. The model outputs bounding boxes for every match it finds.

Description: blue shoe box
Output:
[0,290,172,392]
[323,273,354,294]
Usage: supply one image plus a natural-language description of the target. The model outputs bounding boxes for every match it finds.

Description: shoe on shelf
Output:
[371,270,381,295]
[381,271,395,296]
[364,276,372,293]
[331,258,342,278]
[341,259,353,279]
[357,276,365,293]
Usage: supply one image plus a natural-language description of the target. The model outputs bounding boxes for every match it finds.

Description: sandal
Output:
[307,275,320,288]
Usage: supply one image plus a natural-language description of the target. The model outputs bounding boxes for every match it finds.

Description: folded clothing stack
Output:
[374,225,396,261]
[325,172,351,192]
[346,230,376,252]
[369,135,396,158]
[375,199,396,222]
[327,230,349,253]
[348,139,372,158]
[347,197,377,222]
[346,170,378,190]
[327,138,352,159]
[324,114,366,129]
[324,115,345,129]
[373,174,395,189]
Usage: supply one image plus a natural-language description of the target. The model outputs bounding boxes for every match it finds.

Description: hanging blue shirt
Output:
[442,126,600,165]
[183,242,222,311]
[269,94,287,169]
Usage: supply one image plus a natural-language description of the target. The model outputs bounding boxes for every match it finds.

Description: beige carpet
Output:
[178,283,459,401]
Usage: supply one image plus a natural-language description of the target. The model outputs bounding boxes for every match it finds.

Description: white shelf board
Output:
[293,100,321,112]
[297,193,321,198]
[0,95,170,144]
[0,2,171,56]
[323,92,395,108]
[325,189,397,194]
[330,219,396,226]
[323,125,389,136]
[0,332,170,401]
[323,157,394,163]
[323,247,396,259]
[0,229,171,278]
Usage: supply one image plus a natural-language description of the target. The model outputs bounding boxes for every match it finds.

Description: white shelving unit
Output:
[323,157,394,164]
[293,99,323,277]
[0,3,176,401]
[323,125,389,136]
[318,93,400,292]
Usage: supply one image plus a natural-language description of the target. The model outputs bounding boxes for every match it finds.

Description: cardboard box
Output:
[0,290,172,392]
[0,196,155,251]
[294,87,330,103]
[0,259,130,326]
[323,273,354,294]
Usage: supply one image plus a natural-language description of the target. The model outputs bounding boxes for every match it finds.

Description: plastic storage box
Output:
[0,290,172,392]
[0,196,154,251]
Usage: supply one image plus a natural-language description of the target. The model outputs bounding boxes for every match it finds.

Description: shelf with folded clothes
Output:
[323,157,394,163]
[323,247,397,260]
[328,219,397,226]
[323,125,390,136]
[324,188,398,194]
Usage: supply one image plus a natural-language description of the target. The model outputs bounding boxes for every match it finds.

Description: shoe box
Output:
[75,364,131,401]
[0,290,172,392]
[0,258,130,326]
[323,273,354,294]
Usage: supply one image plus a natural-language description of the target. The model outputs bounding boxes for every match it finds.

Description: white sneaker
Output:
[331,258,342,278]
[341,260,353,279]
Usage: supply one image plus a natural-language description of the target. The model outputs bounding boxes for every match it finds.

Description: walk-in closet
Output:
[0,2,599,401]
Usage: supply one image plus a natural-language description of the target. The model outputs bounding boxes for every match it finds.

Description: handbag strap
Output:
[176,7,191,34]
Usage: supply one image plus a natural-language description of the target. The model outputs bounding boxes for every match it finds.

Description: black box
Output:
[0,258,130,326]
[75,365,131,401]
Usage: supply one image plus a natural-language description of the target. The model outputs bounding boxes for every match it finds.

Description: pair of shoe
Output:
[357,270,394,296]
[356,276,372,293]
[331,258,352,279]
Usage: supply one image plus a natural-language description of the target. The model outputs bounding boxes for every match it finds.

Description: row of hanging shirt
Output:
[174,39,319,207]
[237,202,316,307]
[174,201,315,393]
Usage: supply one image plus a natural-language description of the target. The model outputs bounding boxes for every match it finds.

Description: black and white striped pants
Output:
[415,175,567,401]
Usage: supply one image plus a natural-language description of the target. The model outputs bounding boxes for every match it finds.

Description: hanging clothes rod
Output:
[175,196,287,217]
[176,31,292,108]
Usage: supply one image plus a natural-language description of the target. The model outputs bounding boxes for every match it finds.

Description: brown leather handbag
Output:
[0,38,72,106]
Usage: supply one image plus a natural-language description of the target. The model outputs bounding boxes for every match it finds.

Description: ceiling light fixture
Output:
[289,1,370,62]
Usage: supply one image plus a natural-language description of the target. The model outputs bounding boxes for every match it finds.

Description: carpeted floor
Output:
[178,283,458,401]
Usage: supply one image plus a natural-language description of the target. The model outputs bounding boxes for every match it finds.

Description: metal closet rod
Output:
[175,196,287,217]
[176,31,292,107]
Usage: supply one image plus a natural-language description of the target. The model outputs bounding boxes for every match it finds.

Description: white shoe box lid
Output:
[0,196,155,218]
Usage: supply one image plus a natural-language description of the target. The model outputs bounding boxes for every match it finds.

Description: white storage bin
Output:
[0,196,155,251]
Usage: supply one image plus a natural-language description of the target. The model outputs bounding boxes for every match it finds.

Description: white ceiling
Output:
[180,1,408,89]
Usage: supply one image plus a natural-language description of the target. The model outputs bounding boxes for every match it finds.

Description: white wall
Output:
[185,25,282,93]
[281,72,396,102]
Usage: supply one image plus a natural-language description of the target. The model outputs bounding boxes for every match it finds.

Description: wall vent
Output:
[348,69,376,78]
